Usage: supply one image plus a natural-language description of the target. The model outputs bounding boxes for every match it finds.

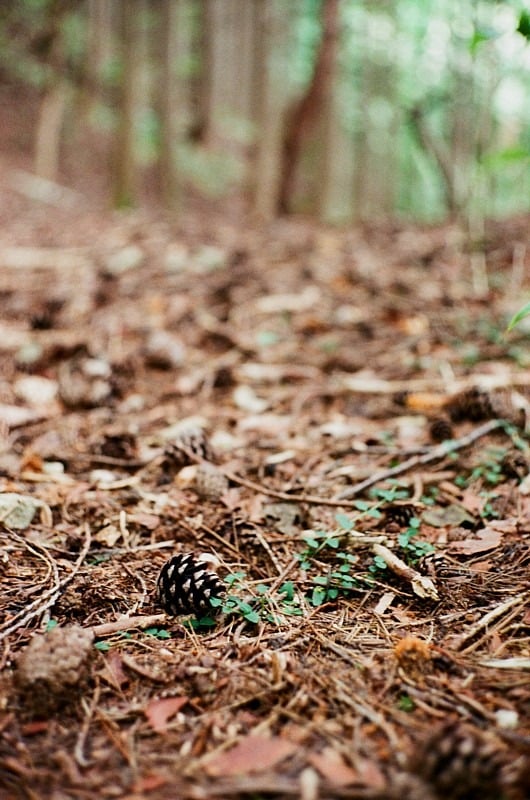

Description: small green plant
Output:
[397,693,416,712]
[506,300,530,332]
[144,627,172,639]
[397,517,435,562]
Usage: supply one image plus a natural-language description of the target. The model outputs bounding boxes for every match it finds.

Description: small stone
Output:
[14,375,58,407]
[145,330,186,369]
[105,245,144,275]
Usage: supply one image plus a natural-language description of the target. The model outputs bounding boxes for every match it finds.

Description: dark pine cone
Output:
[445,387,494,423]
[156,554,225,616]
[501,449,529,480]
[409,721,505,800]
[164,425,214,469]
[429,417,454,443]
[384,503,420,527]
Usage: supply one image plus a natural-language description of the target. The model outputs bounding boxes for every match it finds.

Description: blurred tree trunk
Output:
[191,0,213,143]
[252,0,288,219]
[317,8,353,222]
[354,0,398,220]
[277,0,339,215]
[86,0,113,108]
[34,3,70,181]
[112,3,139,208]
[155,0,180,209]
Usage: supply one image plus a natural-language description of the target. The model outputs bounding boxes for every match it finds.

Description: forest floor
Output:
[0,102,530,799]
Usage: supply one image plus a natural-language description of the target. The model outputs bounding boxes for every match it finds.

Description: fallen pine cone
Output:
[409,721,506,800]
[16,624,94,717]
[156,553,225,617]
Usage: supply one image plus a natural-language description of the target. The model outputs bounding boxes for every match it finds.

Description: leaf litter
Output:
[0,206,529,799]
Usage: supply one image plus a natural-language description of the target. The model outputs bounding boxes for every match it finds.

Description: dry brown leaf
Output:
[357,758,386,789]
[448,526,502,555]
[308,748,358,786]
[128,512,160,529]
[101,651,129,690]
[204,735,297,777]
[144,696,188,734]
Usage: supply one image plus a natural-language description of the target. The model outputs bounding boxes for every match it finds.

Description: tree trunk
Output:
[112,4,138,208]
[156,0,181,209]
[277,0,340,215]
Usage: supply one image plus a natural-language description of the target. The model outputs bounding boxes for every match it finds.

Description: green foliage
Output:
[507,300,530,332]
[517,10,530,41]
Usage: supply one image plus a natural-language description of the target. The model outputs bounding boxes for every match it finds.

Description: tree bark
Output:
[112,4,138,208]
[277,0,340,215]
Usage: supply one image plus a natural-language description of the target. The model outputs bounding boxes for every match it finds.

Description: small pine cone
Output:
[418,552,451,580]
[501,449,529,480]
[445,387,494,423]
[429,417,454,443]
[194,463,229,500]
[156,553,225,616]
[384,503,420,527]
[394,636,432,679]
[16,624,94,716]
[165,425,214,469]
[410,722,505,800]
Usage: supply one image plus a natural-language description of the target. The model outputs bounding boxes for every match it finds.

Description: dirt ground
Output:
[0,92,529,799]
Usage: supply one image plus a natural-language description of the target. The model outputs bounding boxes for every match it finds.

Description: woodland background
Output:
[2,0,530,227]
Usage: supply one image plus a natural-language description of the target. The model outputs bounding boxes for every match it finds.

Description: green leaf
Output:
[279,581,295,600]
[517,10,530,40]
[335,513,354,530]
[46,619,58,632]
[94,641,110,651]
[243,609,260,624]
[373,555,388,570]
[311,587,326,606]
[507,301,530,332]
[398,533,410,548]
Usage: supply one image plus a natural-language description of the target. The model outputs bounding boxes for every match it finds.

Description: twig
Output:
[372,544,439,600]
[452,594,526,652]
[0,524,91,641]
[90,613,168,637]
[337,419,503,500]
[74,680,100,767]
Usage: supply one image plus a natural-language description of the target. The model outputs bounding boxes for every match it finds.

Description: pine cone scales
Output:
[165,425,214,468]
[16,624,94,716]
[410,722,505,800]
[156,554,225,616]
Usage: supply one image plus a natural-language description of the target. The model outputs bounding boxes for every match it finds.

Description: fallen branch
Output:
[451,594,526,652]
[91,613,168,637]
[372,543,439,600]
[337,419,503,500]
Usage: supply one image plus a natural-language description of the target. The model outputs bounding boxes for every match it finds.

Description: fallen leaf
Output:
[128,513,160,530]
[423,504,476,528]
[357,758,386,789]
[204,735,297,777]
[447,526,502,555]
[132,773,168,792]
[144,696,188,733]
[308,748,358,786]
[102,651,129,689]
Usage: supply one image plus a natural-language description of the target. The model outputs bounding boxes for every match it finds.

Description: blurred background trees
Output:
[1,0,529,225]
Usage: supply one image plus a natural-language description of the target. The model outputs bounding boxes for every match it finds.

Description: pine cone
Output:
[16,624,94,716]
[194,463,229,500]
[417,552,451,580]
[501,449,528,480]
[410,722,505,800]
[384,503,420,527]
[429,417,454,442]
[445,387,494,423]
[156,554,225,616]
[165,425,214,469]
